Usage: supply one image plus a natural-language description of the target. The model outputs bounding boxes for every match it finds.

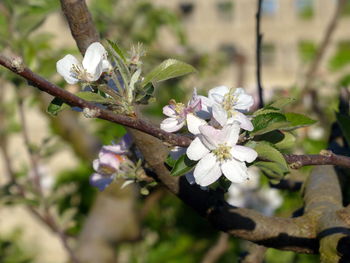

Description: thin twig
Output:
[303,0,347,90]
[1,55,350,170]
[256,0,264,108]
[201,233,229,263]
[0,90,80,263]
[17,97,42,195]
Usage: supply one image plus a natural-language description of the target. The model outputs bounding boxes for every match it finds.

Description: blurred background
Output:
[0,0,349,262]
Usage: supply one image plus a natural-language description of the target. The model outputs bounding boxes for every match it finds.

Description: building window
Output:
[298,40,316,62]
[295,0,314,20]
[262,0,278,16]
[179,2,195,17]
[216,1,234,21]
[261,43,276,65]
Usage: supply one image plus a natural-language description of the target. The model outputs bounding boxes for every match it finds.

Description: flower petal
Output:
[90,173,113,191]
[92,159,100,171]
[212,104,228,127]
[221,159,249,183]
[186,137,210,161]
[160,117,184,132]
[208,85,229,104]
[99,151,121,171]
[82,42,107,81]
[229,111,254,131]
[230,145,258,163]
[186,113,207,135]
[193,153,222,186]
[196,95,213,119]
[163,105,176,117]
[198,125,221,150]
[221,122,240,146]
[56,54,80,84]
[234,88,254,111]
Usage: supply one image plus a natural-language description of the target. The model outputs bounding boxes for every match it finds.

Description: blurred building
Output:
[154,0,350,94]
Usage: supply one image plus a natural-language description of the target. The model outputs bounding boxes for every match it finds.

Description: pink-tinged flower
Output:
[90,134,131,191]
[186,122,257,187]
[160,89,206,134]
[200,86,254,131]
[56,42,112,84]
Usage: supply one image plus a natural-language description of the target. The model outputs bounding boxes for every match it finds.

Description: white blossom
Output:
[160,89,206,134]
[186,122,257,187]
[200,86,254,131]
[56,42,111,84]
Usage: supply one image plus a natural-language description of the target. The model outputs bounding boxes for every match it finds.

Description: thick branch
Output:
[59,0,99,54]
[303,166,350,261]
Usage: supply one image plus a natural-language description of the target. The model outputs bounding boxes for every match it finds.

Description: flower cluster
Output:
[162,86,257,187]
[90,134,134,191]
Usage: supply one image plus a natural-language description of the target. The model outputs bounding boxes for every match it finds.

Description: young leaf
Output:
[267,98,296,109]
[274,132,296,150]
[107,41,131,88]
[141,59,196,87]
[47,97,67,116]
[106,40,127,62]
[248,141,289,171]
[255,161,288,182]
[336,113,350,146]
[281,113,316,130]
[251,112,290,135]
[170,154,197,177]
[74,91,113,103]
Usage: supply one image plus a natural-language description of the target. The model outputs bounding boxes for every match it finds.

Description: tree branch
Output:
[59,0,99,55]
[303,166,350,262]
[1,54,350,171]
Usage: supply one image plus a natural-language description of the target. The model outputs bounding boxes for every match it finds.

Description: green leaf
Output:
[135,83,155,104]
[107,41,131,88]
[255,161,287,182]
[255,141,289,170]
[336,113,350,146]
[142,59,196,87]
[251,112,290,135]
[275,132,296,150]
[74,91,112,103]
[267,98,296,109]
[170,154,197,177]
[165,155,177,168]
[247,141,289,171]
[282,113,316,130]
[47,97,67,116]
[106,40,127,62]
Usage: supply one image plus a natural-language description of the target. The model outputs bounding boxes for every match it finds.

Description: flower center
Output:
[70,64,93,82]
[213,143,232,162]
[222,88,238,117]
